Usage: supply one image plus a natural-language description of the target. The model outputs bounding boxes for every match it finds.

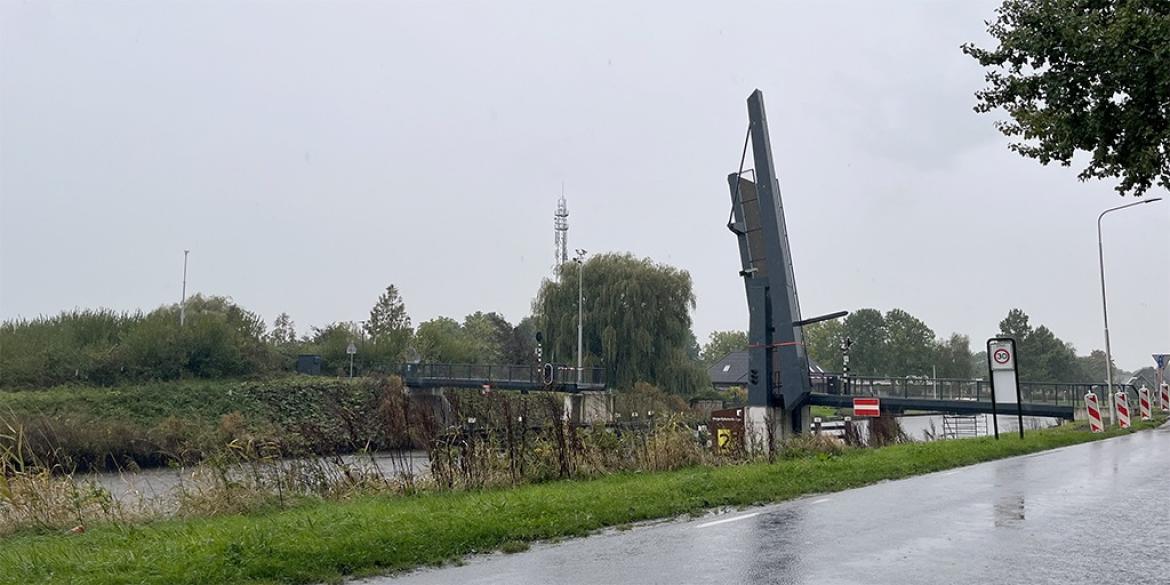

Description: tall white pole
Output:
[180,250,189,327]
[1097,197,1162,425]
[577,256,584,384]
[575,249,587,385]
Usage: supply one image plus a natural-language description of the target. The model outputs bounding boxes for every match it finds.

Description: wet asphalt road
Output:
[364,427,1170,585]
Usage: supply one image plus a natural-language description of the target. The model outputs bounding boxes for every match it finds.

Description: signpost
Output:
[987,338,1024,440]
[346,342,357,378]
[852,397,880,418]
[1154,354,1168,409]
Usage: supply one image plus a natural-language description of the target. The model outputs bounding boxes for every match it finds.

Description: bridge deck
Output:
[803,374,1137,421]
[401,363,606,393]
[807,393,1075,419]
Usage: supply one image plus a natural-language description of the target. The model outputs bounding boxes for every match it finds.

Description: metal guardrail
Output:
[811,373,1137,407]
[401,363,606,388]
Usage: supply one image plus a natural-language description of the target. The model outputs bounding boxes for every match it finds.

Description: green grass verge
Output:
[1,419,1162,585]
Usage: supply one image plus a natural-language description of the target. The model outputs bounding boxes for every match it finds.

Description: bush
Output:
[0,296,275,388]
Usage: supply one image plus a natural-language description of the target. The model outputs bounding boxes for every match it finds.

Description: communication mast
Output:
[554,190,569,267]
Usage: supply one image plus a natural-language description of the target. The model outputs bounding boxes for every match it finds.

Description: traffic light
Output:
[749,369,760,385]
[543,363,555,385]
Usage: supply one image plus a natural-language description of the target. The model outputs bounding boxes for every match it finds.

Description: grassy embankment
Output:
[0,377,416,471]
[1,418,1162,585]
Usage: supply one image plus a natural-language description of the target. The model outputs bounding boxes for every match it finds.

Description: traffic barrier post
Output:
[1116,392,1131,429]
[1085,392,1104,433]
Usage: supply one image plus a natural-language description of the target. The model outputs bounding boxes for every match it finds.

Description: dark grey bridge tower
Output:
[727,89,812,444]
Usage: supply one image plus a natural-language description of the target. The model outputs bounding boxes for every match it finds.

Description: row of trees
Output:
[0,255,712,395]
[0,268,1140,391]
[0,296,272,387]
[697,307,1134,385]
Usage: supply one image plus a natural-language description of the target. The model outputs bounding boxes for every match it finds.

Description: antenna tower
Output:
[554,189,569,267]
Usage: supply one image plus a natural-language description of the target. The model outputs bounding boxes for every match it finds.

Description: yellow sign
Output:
[717,428,732,449]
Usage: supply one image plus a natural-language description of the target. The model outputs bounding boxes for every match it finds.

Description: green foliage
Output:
[935,334,975,379]
[0,377,413,471]
[882,309,936,377]
[304,321,363,375]
[804,319,844,371]
[996,308,1081,382]
[461,311,513,363]
[963,0,1170,195]
[267,312,296,346]
[502,316,539,365]
[414,317,480,363]
[534,253,708,395]
[699,330,747,366]
[842,309,888,375]
[0,296,274,388]
[806,310,973,379]
[364,285,412,363]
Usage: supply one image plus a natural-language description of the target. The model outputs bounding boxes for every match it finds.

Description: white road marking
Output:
[811,498,831,504]
[696,512,760,529]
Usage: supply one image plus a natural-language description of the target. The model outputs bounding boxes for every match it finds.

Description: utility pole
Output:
[180,250,190,327]
[1097,197,1162,425]
[574,249,587,384]
[841,337,852,394]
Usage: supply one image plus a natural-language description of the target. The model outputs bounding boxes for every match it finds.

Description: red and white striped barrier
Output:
[1085,392,1104,433]
[1139,387,1152,421]
[1161,383,1169,413]
[1116,392,1131,429]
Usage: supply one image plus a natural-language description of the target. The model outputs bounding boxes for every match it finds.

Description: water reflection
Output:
[994,495,1026,527]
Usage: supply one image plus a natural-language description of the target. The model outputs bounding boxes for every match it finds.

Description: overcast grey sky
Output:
[2,1,1167,371]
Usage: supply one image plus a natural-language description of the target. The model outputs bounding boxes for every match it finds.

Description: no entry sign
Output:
[853,397,880,417]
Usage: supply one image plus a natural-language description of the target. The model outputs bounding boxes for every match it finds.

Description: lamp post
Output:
[179,250,189,327]
[574,249,587,384]
[1097,197,1162,425]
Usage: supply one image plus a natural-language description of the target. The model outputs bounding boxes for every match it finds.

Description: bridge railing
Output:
[812,373,1137,407]
[402,363,606,388]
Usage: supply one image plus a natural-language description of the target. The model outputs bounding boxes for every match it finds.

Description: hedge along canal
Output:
[1,418,1162,585]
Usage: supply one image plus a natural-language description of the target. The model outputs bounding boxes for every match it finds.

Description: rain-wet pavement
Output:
[364,425,1170,585]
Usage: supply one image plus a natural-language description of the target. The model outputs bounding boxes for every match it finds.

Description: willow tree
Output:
[533,253,708,395]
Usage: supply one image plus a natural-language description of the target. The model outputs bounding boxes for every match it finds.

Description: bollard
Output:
[1139,387,1152,421]
[1085,392,1104,433]
[1161,383,1169,413]
[1115,392,1131,430]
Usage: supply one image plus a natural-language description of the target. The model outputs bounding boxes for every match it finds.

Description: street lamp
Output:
[1097,197,1162,425]
[179,250,190,327]
[574,249,588,384]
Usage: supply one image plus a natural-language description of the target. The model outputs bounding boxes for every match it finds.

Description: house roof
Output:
[707,350,825,387]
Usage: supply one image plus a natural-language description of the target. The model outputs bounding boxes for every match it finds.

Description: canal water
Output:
[87,450,430,511]
[87,414,1062,509]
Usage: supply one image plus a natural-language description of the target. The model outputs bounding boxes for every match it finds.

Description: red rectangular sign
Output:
[853,397,881,417]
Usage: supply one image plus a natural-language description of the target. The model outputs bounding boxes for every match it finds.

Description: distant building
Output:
[707,350,826,390]
[296,354,322,375]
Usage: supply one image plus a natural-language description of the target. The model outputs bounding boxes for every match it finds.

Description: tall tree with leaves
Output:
[462,311,513,363]
[699,330,748,367]
[269,312,297,346]
[502,316,539,365]
[841,309,888,376]
[365,285,412,364]
[963,0,1170,196]
[803,319,844,372]
[533,253,708,395]
[414,317,478,363]
[934,334,975,379]
[997,308,1081,381]
[884,309,937,377]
